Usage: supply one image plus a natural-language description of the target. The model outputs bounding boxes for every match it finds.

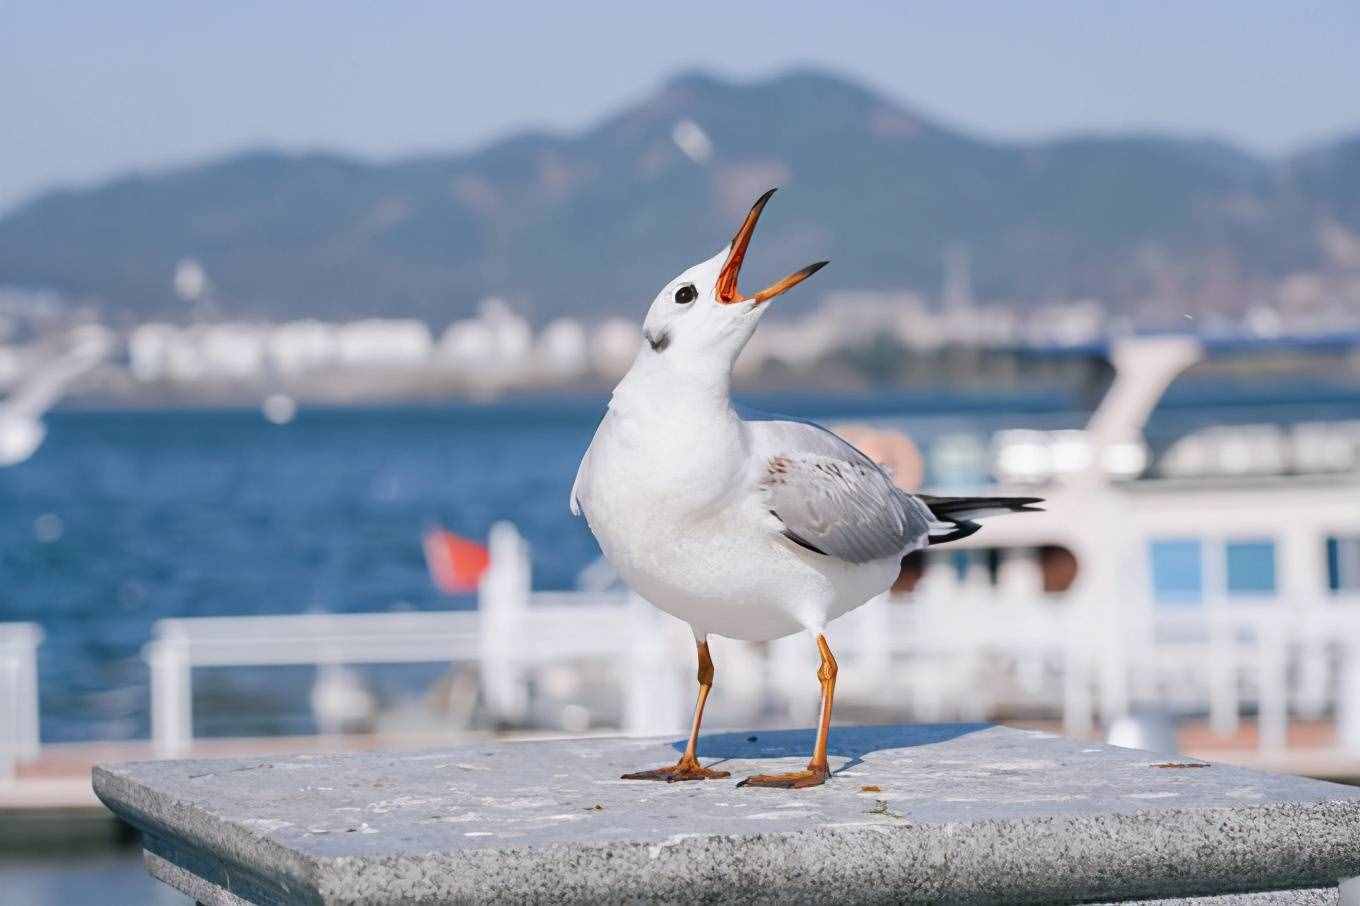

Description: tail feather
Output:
[918,495,1043,547]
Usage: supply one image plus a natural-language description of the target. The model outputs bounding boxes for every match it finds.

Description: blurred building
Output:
[438,298,533,379]
[268,320,340,377]
[335,319,432,369]
[591,318,642,378]
[536,318,589,379]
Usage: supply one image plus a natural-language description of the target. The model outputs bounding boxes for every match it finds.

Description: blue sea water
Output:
[0,851,190,906]
[3,382,1359,744]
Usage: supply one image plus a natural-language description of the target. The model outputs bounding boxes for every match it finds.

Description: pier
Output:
[93,723,1360,904]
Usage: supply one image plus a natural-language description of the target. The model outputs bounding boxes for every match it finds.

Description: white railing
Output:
[858,589,1360,753]
[145,610,482,755]
[140,525,1360,760]
[0,519,1337,762]
[0,622,42,780]
[144,523,698,755]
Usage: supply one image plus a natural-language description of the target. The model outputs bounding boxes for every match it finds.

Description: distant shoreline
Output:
[50,375,1360,417]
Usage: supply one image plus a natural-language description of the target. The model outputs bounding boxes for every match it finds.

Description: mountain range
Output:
[1,68,1357,324]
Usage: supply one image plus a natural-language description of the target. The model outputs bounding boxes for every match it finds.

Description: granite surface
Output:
[94,724,1360,904]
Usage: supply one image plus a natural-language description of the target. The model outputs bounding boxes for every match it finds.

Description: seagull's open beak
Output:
[716,188,828,305]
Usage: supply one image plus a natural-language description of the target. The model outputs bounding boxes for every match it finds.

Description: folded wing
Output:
[751,419,934,564]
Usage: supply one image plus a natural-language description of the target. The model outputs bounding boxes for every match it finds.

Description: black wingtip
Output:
[927,521,982,546]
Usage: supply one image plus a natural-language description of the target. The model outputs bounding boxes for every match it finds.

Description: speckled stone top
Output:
[94,724,1360,904]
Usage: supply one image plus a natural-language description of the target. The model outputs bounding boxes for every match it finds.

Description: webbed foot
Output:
[736,764,829,789]
[621,756,730,782]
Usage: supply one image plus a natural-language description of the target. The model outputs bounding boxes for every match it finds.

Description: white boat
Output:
[867,334,1360,750]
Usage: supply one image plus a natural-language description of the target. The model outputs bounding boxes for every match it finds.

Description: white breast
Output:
[575,408,899,641]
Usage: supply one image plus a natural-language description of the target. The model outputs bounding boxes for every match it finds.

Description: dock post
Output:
[1283,525,1329,718]
[478,521,530,723]
[0,643,17,780]
[19,633,40,761]
[0,623,43,777]
[147,629,192,757]
[1207,610,1240,738]
[1062,611,1094,737]
[851,595,890,699]
[622,593,684,736]
[1257,616,1289,752]
[1339,642,1360,752]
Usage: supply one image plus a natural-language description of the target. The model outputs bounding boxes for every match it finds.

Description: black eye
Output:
[673,284,697,305]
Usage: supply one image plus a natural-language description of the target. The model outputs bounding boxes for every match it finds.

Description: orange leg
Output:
[738,633,837,789]
[621,641,730,782]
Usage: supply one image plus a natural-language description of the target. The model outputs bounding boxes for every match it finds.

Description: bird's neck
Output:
[607,351,747,510]
[610,346,735,426]
[609,345,745,435]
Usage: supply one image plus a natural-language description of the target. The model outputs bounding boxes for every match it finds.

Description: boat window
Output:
[1225,539,1277,596]
[1328,536,1360,592]
[1150,539,1203,605]
[1039,545,1079,593]
[893,546,1074,597]
[893,550,926,593]
[949,550,973,582]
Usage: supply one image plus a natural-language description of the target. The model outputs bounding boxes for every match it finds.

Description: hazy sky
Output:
[3,1,1358,210]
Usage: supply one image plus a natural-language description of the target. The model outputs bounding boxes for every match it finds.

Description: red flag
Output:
[423,526,490,594]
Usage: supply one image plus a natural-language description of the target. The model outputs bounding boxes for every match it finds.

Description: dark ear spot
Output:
[646,328,671,352]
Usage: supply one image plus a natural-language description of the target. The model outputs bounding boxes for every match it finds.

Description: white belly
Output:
[581,455,898,641]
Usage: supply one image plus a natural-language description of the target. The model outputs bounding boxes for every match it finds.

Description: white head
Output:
[637,188,827,383]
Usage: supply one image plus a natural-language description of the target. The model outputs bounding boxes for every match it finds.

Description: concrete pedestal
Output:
[93,724,1360,904]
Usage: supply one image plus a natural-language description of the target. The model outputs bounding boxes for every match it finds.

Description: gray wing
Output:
[750,419,934,564]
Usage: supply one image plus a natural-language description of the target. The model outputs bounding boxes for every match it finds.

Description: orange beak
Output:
[716,187,828,305]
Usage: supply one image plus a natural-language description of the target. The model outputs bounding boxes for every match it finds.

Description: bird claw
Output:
[736,765,830,789]
[621,758,730,782]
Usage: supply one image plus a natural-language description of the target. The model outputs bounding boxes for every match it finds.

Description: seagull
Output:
[571,189,1041,788]
[0,326,110,467]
